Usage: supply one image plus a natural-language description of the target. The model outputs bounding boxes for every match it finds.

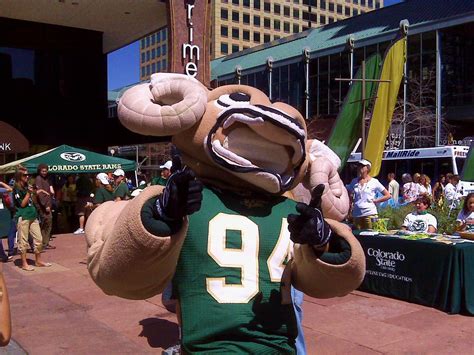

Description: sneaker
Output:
[73,228,85,235]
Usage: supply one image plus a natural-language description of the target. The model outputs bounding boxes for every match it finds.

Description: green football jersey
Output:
[173,187,298,354]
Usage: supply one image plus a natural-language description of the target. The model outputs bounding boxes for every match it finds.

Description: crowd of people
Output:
[0,160,175,268]
[347,159,474,233]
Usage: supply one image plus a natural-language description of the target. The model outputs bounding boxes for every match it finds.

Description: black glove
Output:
[287,184,331,248]
[154,156,203,223]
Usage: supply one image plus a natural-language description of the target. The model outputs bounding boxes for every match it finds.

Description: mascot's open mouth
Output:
[207,100,306,192]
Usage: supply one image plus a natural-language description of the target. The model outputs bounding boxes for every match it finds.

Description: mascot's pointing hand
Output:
[155,156,203,222]
[287,184,332,248]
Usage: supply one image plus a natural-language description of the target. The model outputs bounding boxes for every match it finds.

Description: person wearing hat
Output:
[347,159,391,230]
[151,160,172,186]
[112,169,130,201]
[93,173,114,205]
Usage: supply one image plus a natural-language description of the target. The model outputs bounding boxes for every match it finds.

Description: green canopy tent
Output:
[0,144,136,174]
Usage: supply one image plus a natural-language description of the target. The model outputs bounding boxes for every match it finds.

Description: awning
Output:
[0,144,136,174]
[0,121,29,154]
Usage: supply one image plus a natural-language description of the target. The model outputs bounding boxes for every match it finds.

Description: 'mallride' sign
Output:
[167,0,211,86]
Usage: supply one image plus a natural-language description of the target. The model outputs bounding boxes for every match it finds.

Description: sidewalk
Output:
[1,233,473,354]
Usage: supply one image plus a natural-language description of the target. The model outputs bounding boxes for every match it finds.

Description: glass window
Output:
[337,4,342,14]
[141,39,145,49]
[329,3,334,12]
[232,44,240,53]
[361,0,366,5]
[151,48,156,59]
[274,4,281,14]
[345,7,350,16]
[146,37,150,47]
[293,8,299,19]
[264,34,271,43]
[243,13,250,24]
[141,67,145,77]
[162,27,167,40]
[243,0,250,7]
[151,35,155,45]
[264,2,270,12]
[221,26,228,37]
[232,28,239,39]
[162,44,167,55]
[151,62,156,73]
[254,0,261,9]
[156,31,161,42]
[141,52,145,63]
[221,42,229,54]
[284,22,290,33]
[293,23,300,33]
[146,64,150,76]
[157,46,161,56]
[274,20,281,31]
[232,11,239,22]
[162,59,167,71]
[254,32,261,42]
[353,9,358,16]
[157,61,161,72]
[146,51,150,61]
[221,8,228,20]
[254,15,260,26]
[368,0,373,7]
[320,15,326,24]
[320,0,326,10]
[243,30,250,41]
[232,0,239,5]
[264,18,271,28]
[284,6,290,16]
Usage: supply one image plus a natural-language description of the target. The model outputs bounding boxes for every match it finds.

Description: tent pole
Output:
[135,146,139,187]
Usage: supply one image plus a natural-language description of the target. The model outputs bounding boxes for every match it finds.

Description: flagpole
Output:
[361,61,366,159]
[401,20,409,149]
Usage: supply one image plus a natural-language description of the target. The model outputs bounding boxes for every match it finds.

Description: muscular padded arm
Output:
[86,186,187,300]
[291,219,365,298]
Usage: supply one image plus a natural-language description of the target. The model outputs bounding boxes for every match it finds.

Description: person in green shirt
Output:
[151,160,172,186]
[13,167,52,271]
[93,173,114,204]
[112,169,130,201]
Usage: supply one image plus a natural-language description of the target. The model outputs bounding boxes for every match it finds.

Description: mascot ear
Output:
[294,139,350,221]
[117,73,209,136]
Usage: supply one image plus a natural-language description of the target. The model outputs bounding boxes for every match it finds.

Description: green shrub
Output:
[378,203,461,234]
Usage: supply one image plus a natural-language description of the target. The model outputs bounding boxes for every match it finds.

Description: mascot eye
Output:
[216,92,251,108]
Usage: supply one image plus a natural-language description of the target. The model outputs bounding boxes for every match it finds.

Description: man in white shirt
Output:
[444,174,462,209]
[387,173,399,203]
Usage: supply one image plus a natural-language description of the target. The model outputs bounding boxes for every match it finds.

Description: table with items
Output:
[354,230,474,315]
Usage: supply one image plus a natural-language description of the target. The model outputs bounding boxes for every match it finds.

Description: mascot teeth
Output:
[222,113,264,129]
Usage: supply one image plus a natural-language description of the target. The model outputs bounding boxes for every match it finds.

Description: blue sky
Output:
[107,0,403,90]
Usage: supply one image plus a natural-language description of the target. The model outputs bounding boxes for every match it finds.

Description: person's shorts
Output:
[75,196,91,216]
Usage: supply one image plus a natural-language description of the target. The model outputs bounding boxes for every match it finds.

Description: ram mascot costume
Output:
[86,73,365,353]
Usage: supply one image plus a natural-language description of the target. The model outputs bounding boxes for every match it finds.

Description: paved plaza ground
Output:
[1,233,473,354]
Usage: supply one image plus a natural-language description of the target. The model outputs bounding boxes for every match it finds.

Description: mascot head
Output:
[118,73,349,220]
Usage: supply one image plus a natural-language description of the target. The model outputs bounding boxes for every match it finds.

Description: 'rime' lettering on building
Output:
[182,2,200,78]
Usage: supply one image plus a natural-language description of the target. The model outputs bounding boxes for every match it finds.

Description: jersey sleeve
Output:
[428,214,438,229]
[86,185,187,300]
[291,219,365,298]
[402,214,410,228]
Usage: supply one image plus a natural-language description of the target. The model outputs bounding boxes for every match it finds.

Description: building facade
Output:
[139,0,383,81]
[211,0,474,147]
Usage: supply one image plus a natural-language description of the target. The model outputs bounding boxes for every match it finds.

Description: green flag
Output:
[462,141,474,181]
[327,53,382,171]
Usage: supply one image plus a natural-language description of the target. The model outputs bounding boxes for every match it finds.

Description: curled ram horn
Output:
[292,139,350,221]
[117,73,209,136]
